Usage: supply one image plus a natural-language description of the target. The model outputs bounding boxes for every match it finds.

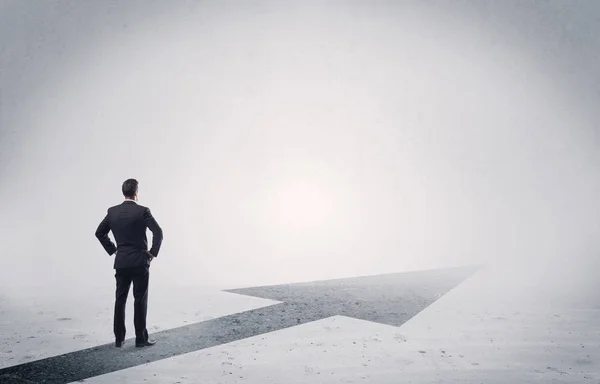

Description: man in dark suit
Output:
[95,178,163,348]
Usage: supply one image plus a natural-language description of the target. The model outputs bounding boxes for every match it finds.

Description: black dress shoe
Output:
[135,339,156,348]
[115,340,124,348]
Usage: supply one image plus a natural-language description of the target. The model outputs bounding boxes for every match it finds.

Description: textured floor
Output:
[0,263,599,383]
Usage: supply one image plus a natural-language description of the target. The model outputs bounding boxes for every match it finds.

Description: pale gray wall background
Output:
[0,0,599,290]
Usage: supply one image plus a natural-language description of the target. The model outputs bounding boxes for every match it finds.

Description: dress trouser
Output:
[114,265,149,343]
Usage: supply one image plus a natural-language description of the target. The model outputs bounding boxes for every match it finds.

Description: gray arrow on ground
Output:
[0,265,479,383]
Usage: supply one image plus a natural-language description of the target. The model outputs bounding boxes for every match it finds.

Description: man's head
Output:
[122,178,139,201]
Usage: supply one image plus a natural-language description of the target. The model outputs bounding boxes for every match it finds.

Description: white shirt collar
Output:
[124,199,138,204]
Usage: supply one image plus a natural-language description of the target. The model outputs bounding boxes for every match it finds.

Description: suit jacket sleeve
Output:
[95,211,117,255]
[145,207,163,257]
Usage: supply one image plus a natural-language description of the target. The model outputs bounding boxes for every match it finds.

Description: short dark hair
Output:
[122,178,138,198]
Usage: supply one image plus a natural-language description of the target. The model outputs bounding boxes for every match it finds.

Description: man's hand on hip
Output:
[146,251,155,262]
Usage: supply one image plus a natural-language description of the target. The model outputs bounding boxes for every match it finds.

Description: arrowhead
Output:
[226,265,480,327]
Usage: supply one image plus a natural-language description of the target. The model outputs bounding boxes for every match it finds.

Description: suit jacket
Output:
[95,200,163,269]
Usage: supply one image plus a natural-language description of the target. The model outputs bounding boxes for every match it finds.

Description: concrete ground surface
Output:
[0,262,598,383]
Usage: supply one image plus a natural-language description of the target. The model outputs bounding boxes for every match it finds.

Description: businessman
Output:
[95,178,163,348]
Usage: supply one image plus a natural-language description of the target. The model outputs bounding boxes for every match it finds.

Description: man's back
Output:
[95,200,163,269]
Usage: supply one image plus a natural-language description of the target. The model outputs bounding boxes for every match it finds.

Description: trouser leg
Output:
[132,265,150,343]
[114,268,132,342]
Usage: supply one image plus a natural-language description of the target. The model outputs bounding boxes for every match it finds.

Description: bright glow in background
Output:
[1,1,599,292]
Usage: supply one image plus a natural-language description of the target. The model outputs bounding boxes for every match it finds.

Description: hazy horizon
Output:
[1,1,599,294]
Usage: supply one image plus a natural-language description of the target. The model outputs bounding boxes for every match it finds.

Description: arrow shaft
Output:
[0,302,330,384]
